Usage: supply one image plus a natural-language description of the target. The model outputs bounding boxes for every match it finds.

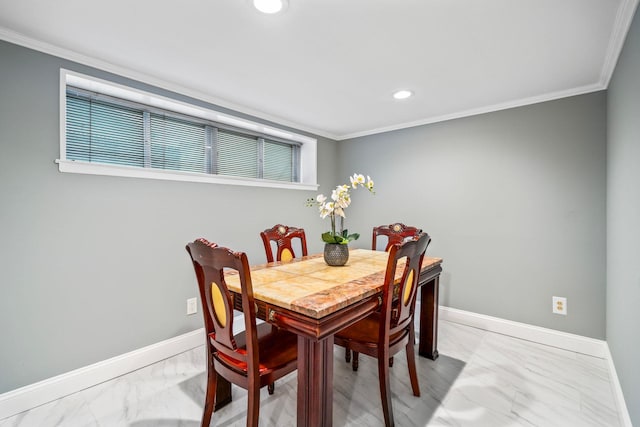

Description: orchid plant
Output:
[306,173,375,244]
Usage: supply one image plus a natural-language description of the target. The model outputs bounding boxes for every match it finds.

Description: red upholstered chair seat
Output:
[212,322,297,376]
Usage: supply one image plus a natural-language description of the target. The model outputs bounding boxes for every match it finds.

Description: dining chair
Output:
[372,222,423,252]
[185,238,298,427]
[343,222,425,366]
[260,224,308,263]
[334,232,431,427]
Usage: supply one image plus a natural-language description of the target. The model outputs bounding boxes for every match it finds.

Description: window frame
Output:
[57,69,318,190]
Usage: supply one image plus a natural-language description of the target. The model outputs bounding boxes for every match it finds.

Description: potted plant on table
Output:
[306,173,375,266]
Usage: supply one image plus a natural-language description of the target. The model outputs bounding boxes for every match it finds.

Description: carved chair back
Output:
[382,232,431,340]
[186,238,260,376]
[260,224,308,263]
[372,223,423,252]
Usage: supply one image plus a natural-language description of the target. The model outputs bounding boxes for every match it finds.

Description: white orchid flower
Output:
[332,185,346,200]
[352,174,365,186]
[366,177,374,191]
[320,201,334,219]
[337,192,351,208]
[306,174,374,243]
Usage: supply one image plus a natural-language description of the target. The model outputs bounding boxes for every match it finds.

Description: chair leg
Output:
[268,382,275,395]
[352,351,359,371]
[345,347,351,363]
[406,330,420,397]
[378,350,394,427]
[201,357,216,427]
[247,382,261,427]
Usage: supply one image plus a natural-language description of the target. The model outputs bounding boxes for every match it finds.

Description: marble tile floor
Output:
[0,319,622,427]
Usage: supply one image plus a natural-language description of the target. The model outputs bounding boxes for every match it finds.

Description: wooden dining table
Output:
[222,248,443,427]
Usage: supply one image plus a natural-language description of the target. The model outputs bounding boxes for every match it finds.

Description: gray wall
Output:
[607,5,640,425]
[339,92,607,339]
[0,33,622,408]
[0,40,338,393]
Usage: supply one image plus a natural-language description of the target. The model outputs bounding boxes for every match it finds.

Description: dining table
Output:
[221,248,443,427]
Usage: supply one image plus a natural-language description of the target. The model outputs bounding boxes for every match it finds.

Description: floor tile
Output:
[0,320,624,427]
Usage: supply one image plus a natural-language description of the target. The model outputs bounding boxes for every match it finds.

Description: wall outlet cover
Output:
[552,296,567,315]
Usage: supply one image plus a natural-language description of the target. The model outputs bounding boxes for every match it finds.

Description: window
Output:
[58,70,318,190]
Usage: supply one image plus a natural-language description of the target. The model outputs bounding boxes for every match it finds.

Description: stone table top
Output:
[224,249,442,319]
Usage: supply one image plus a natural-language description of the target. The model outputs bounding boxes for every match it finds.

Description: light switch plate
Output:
[187,297,198,315]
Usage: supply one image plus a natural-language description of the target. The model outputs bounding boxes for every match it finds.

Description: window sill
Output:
[56,159,319,191]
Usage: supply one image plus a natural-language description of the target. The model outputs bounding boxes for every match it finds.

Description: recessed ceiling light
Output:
[393,90,413,100]
[253,0,287,14]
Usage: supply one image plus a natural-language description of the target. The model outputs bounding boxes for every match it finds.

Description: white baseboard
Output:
[439,306,633,425]
[439,306,607,358]
[604,344,634,427]
[0,328,204,421]
[1,310,633,425]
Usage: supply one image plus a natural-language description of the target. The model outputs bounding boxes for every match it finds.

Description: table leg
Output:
[297,335,334,427]
[214,372,232,410]
[419,276,440,360]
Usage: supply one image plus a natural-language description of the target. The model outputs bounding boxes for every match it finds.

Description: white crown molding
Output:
[0,329,204,421]
[340,0,640,141]
[337,82,606,140]
[0,27,337,142]
[605,344,634,427]
[439,306,607,358]
[2,0,637,144]
[0,23,622,144]
[600,0,640,87]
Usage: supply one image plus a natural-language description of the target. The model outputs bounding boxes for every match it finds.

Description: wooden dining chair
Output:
[185,238,298,427]
[372,222,423,252]
[334,232,431,427]
[343,222,424,366]
[260,224,308,263]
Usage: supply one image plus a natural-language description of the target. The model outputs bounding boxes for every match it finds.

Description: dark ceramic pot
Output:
[323,243,349,266]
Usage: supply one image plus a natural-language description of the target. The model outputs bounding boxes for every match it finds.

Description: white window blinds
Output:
[66,94,145,167]
[217,130,259,178]
[65,87,300,183]
[150,114,206,174]
[264,139,295,181]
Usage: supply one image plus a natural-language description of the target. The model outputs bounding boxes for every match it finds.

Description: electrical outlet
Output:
[187,297,198,315]
[552,296,567,315]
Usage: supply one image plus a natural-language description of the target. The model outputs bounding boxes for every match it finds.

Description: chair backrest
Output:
[185,238,260,376]
[380,232,431,340]
[372,223,423,252]
[260,224,308,263]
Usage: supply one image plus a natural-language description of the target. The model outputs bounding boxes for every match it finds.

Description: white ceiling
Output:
[0,0,638,140]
